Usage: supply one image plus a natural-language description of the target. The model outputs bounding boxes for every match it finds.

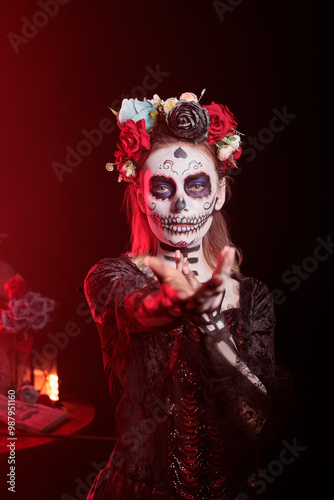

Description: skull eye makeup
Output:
[149,175,176,200]
[184,173,211,199]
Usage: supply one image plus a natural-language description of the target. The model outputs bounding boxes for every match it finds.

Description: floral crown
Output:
[106,90,242,183]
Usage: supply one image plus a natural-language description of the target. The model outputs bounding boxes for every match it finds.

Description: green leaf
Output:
[228,154,238,168]
[149,110,159,121]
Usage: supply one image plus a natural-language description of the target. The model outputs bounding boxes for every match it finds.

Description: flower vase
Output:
[12,330,34,389]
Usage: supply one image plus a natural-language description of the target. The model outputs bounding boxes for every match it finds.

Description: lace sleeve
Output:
[247,279,295,442]
[84,256,160,337]
[242,278,276,382]
[193,278,292,444]
[84,255,162,391]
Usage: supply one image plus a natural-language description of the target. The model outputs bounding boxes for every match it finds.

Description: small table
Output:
[0,395,95,454]
[0,395,97,499]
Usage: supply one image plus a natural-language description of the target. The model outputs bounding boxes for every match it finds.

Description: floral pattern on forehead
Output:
[105,90,242,183]
[145,143,216,180]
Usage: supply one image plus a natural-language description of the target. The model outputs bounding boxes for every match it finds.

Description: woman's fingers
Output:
[185,267,201,289]
[181,257,201,290]
[144,256,171,283]
[183,275,222,312]
[194,275,223,301]
[175,250,184,273]
[175,251,201,290]
[145,247,236,315]
[145,256,194,301]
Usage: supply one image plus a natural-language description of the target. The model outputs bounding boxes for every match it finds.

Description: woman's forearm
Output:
[131,288,182,330]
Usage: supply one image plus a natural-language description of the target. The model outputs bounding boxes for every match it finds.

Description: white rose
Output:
[217,145,234,161]
[228,134,241,151]
[217,135,241,161]
[163,97,178,114]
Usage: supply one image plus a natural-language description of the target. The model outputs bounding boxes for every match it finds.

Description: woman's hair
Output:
[123,119,242,272]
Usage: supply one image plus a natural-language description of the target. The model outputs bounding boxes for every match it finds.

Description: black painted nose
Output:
[172,197,186,212]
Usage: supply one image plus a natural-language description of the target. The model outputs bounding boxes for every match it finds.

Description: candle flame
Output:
[49,374,59,401]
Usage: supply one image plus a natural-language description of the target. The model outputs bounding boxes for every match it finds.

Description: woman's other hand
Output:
[144,246,235,318]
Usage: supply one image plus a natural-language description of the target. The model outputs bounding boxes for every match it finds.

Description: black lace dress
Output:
[83,255,293,500]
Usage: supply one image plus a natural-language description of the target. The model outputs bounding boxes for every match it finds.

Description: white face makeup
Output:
[139,144,224,248]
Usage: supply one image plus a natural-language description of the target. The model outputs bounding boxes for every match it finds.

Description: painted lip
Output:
[153,214,211,234]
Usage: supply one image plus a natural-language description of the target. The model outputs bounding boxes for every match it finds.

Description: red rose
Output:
[233,147,242,161]
[114,146,127,164]
[223,146,242,170]
[116,119,151,162]
[3,276,28,299]
[203,102,238,145]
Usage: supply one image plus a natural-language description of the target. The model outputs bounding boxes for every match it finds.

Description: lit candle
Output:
[33,368,45,392]
[48,374,59,401]
[33,360,59,402]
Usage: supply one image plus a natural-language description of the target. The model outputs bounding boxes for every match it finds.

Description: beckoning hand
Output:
[144,246,235,317]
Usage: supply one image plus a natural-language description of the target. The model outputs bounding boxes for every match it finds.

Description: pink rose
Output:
[217,145,235,161]
[217,135,241,161]
[9,298,29,319]
[31,314,48,330]
[179,92,198,102]
[1,310,16,332]
[27,293,48,315]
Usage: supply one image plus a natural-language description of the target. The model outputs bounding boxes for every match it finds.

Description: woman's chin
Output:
[160,234,197,248]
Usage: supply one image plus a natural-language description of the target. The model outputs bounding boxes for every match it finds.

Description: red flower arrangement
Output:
[109,119,151,182]
[0,275,55,334]
[105,91,242,181]
[117,119,151,162]
[203,102,237,145]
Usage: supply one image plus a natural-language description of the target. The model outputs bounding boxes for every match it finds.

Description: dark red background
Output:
[0,0,331,498]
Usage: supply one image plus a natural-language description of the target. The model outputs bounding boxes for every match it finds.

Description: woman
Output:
[84,92,292,499]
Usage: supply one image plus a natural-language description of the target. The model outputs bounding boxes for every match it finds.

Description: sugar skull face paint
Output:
[139,144,224,248]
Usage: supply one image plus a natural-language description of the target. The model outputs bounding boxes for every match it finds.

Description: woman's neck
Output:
[155,240,213,283]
